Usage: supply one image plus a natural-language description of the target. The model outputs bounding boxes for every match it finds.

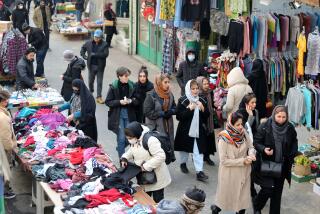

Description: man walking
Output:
[80,29,109,104]
[33,0,51,49]
[22,24,48,77]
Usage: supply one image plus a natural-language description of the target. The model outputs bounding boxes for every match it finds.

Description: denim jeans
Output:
[76,10,82,22]
[36,48,48,76]
[117,108,129,158]
[180,139,204,172]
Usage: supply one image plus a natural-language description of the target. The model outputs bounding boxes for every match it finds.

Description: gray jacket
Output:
[143,89,176,149]
[16,56,35,90]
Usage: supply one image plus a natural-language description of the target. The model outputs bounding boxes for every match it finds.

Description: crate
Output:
[294,165,312,176]
[291,172,316,183]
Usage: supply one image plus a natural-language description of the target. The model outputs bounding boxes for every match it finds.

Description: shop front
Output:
[136,0,163,67]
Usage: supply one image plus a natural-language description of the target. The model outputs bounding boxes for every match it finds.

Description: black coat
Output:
[28,27,47,50]
[133,80,154,123]
[174,96,209,154]
[0,7,11,21]
[104,9,117,35]
[105,80,139,134]
[16,56,35,90]
[75,0,85,12]
[253,119,298,188]
[80,40,109,71]
[12,8,28,30]
[61,57,86,101]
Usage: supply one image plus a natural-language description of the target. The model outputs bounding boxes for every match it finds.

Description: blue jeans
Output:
[36,48,48,76]
[76,10,82,22]
[117,108,129,158]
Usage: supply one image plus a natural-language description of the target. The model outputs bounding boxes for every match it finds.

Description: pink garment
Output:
[38,112,66,130]
[94,154,117,172]
[83,147,103,163]
[54,136,72,148]
[50,179,73,191]
[242,20,250,56]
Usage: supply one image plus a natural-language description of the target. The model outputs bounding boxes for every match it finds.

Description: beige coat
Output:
[122,125,171,192]
[215,131,254,212]
[0,107,17,151]
[223,67,252,115]
[33,6,51,30]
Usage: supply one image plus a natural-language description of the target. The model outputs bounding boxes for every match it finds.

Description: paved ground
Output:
[4,12,320,214]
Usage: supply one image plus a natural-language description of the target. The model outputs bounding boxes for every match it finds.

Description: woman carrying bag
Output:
[252,105,298,214]
[121,121,171,203]
[211,112,256,214]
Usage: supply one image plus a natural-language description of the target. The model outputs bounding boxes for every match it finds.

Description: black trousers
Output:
[106,34,113,47]
[254,177,285,214]
[146,188,164,203]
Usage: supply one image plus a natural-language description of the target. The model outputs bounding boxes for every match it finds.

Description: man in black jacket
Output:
[22,23,48,77]
[0,1,11,21]
[80,29,109,104]
[16,48,40,90]
[176,48,206,96]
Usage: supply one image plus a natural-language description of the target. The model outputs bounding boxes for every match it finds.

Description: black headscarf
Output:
[72,79,96,122]
[247,59,268,119]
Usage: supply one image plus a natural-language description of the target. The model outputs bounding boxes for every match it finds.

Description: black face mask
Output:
[73,90,80,95]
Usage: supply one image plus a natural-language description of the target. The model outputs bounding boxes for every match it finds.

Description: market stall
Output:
[53,14,88,38]
[11,101,156,213]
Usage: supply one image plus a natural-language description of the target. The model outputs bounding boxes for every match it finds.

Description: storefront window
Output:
[116,0,129,18]
[139,4,149,45]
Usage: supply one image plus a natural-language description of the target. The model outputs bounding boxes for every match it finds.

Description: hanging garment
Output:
[181,0,210,22]
[267,13,276,47]
[257,16,266,58]
[279,15,289,51]
[160,0,176,20]
[210,9,229,36]
[227,19,244,54]
[162,31,174,75]
[241,18,250,57]
[296,33,307,76]
[252,16,259,52]
[305,32,320,76]
[290,15,300,43]
[228,0,247,15]
[174,0,193,28]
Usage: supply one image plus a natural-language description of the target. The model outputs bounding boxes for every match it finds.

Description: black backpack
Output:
[142,131,176,165]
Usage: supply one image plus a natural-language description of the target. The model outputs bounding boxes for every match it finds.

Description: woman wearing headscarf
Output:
[53,79,97,141]
[104,2,117,47]
[196,76,216,165]
[134,66,154,123]
[12,0,29,33]
[247,59,268,119]
[174,80,209,182]
[143,73,175,152]
[211,112,256,214]
[252,106,298,214]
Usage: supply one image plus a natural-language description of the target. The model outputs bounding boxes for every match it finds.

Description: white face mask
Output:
[128,138,138,144]
[187,54,195,62]
[18,5,23,9]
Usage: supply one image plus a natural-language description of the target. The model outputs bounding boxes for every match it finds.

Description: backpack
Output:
[142,131,175,165]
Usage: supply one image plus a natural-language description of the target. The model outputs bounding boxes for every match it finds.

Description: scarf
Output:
[196,76,214,132]
[219,120,245,147]
[271,105,289,162]
[154,74,170,111]
[180,194,205,214]
[185,80,199,138]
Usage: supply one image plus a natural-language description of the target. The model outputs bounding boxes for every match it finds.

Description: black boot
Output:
[204,155,215,166]
[210,205,221,214]
[180,163,189,174]
[196,171,209,182]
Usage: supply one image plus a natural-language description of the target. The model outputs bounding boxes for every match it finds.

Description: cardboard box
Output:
[294,165,312,176]
[313,183,320,196]
[0,21,12,33]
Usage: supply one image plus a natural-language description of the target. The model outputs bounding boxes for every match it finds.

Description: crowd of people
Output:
[0,1,301,214]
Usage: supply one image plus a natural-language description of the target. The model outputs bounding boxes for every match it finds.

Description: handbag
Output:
[136,171,157,185]
[260,160,282,178]
[104,20,114,26]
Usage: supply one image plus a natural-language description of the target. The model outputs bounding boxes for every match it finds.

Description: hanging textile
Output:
[162,29,174,75]
[181,0,210,22]
[160,0,176,20]
[305,32,320,76]
[227,19,244,54]
[297,33,307,76]
[210,9,229,36]
[0,29,28,76]
[174,0,193,28]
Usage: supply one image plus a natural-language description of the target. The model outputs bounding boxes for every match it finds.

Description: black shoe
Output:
[180,163,189,174]
[196,171,209,182]
[211,205,221,214]
[4,190,16,199]
[205,156,215,166]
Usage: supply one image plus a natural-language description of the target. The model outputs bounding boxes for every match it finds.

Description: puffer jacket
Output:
[223,67,252,115]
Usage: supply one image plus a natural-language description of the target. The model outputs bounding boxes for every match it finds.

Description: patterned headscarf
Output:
[219,113,245,147]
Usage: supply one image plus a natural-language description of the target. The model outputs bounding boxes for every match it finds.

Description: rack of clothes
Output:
[162,28,175,75]
[285,81,320,129]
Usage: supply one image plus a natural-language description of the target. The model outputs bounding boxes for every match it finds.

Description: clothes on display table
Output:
[285,83,320,129]
[0,29,28,75]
